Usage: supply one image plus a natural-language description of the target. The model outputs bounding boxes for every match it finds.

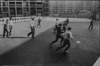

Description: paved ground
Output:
[0,18,99,66]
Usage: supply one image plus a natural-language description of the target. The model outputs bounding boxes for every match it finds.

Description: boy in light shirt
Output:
[56,27,74,54]
[27,18,35,38]
[53,19,58,34]
[9,17,13,36]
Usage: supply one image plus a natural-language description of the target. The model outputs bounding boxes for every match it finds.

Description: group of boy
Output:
[3,17,13,38]
[50,18,75,54]
[3,16,41,38]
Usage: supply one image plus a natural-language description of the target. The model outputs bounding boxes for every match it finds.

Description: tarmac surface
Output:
[0,17,99,66]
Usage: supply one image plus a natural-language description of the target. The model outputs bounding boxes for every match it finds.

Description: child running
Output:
[56,27,74,54]
[53,19,59,34]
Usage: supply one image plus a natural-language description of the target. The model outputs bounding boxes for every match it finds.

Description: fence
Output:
[0,16,36,24]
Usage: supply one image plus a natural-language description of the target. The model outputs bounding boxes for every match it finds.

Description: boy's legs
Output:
[3,29,6,38]
[50,35,59,46]
[64,40,70,53]
[37,21,40,27]
[39,22,41,27]
[6,30,9,38]
[88,25,91,29]
[28,32,32,37]
[9,25,12,35]
[91,24,93,29]
[27,27,33,37]
[9,29,11,35]
[59,36,64,44]
[32,27,35,38]
[56,39,67,51]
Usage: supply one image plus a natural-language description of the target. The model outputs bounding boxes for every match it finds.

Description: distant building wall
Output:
[49,1,99,18]
[0,0,49,18]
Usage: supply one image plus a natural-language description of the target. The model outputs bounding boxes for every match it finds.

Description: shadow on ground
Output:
[0,22,99,66]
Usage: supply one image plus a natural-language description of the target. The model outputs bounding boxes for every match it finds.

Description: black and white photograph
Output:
[0,0,100,66]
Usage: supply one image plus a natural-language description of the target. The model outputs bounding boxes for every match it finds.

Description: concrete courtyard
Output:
[0,17,99,66]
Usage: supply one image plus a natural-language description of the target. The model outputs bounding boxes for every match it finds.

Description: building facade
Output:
[0,0,49,17]
[0,0,99,18]
[49,1,99,17]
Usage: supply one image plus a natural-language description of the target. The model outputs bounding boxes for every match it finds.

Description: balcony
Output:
[37,4,43,8]
[9,2,15,7]
[16,2,22,7]
[30,2,36,8]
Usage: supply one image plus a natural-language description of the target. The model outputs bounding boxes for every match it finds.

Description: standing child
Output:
[9,17,13,36]
[37,17,41,28]
[88,19,94,30]
[3,20,9,38]
[53,19,58,34]
[27,18,35,38]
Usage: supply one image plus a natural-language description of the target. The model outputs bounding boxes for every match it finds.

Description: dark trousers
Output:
[51,35,64,45]
[88,24,93,29]
[28,26,35,38]
[56,39,70,52]
[3,28,9,38]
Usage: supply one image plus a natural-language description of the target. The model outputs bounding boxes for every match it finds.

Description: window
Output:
[16,2,22,6]
[3,13,8,17]
[30,2,36,7]
[45,3,49,7]
[0,0,8,1]
[30,2,35,4]
[37,2,42,4]
[44,0,49,2]
[37,0,43,2]
[24,8,29,12]
[17,8,22,14]
[37,4,43,8]
[16,2,22,5]
[2,2,8,6]
[37,8,42,10]
[44,8,49,12]
[30,0,36,1]
[23,2,29,7]
[10,7,16,17]
[3,7,8,12]
[9,2,15,4]
[24,13,29,16]
[30,8,36,15]
[23,0,28,1]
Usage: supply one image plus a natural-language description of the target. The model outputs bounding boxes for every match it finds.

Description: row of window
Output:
[0,0,44,1]
[0,2,49,8]
[0,7,46,12]
[0,8,49,17]
[0,2,45,5]
[0,17,30,22]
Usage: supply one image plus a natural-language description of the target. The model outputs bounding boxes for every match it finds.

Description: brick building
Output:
[0,0,49,17]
